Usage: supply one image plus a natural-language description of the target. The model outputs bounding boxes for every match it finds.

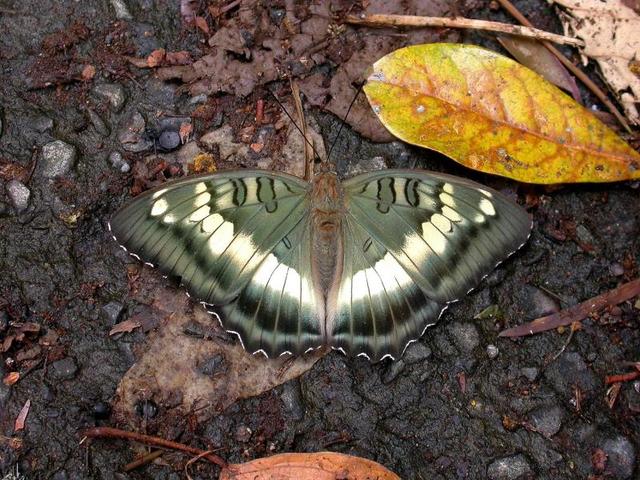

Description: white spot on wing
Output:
[430,213,452,232]
[151,198,168,216]
[442,205,462,222]
[479,198,496,216]
[194,182,208,194]
[207,218,234,253]
[443,183,454,194]
[203,213,225,234]
[194,192,211,208]
[422,221,447,254]
[152,188,168,199]
[416,104,425,113]
[439,192,456,208]
[190,205,210,222]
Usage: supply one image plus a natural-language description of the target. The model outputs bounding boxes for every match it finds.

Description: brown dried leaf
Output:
[221,452,400,480]
[14,399,30,432]
[112,270,324,429]
[552,0,640,124]
[194,16,209,34]
[109,318,142,336]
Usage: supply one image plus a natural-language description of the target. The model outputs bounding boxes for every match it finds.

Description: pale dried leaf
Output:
[109,318,142,336]
[552,0,640,124]
[221,452,401,480]
[112,270,324,429]
[14,399,30,431]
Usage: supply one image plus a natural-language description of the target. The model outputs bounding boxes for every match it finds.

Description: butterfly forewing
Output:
[330,170,531,360]
[110,171,324,355]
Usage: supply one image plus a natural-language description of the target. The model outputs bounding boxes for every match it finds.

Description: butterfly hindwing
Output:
[220,217,324,356]
[330,169,531,360]
[110,170,323,355]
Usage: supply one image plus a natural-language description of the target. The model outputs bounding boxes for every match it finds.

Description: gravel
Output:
[92,83,126,111]
[602,436,636,479]
[6,180,30,211]
[529,405,563,437]
[487,454,533,480]
[448,322,480,353]
[41,140,77,178]
[50,358,78,381]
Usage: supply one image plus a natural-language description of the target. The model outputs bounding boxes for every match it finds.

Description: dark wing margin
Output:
[332,169,531,361]
[109,170,323,357]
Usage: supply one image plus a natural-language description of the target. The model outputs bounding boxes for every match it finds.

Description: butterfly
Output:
[109,164,531,361]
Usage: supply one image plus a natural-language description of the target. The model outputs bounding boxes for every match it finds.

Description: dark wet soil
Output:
[1,1,639,479]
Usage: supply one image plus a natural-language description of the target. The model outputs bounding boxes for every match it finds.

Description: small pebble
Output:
[93,83,126,111]
[609,263,624,276]
[118,110,152,152]
[108,151,130,173]
[51,357,78,380]
[602,436,636,479]
[521,367,539,382]
[87,108,110,136]
[93,401,111,419]
[32,116,54,133]
[448,322,480,353]
[403,342,432,364]
[486,344,499,359]
[110,0,133,20]
[529,405,563,437]
[158,130,181,151]
[487,454,533,480]
[41,140,77,178]
[382,360,405,384]
[6,180,30,211]
[101,301,124,326]
[235,425,252,443]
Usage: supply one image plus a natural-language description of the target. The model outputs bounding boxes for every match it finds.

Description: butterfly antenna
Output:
[267,88,322,164]
[327,82,362,162]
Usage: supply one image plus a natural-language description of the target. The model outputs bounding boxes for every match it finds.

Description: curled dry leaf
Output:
[109,318,142,336]
[552,0,640,125]
[365,43,640,183]
[3,371,20,386]
[221,452,400,480]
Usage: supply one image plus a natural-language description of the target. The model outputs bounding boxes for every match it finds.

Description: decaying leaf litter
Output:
[0,0,639,478]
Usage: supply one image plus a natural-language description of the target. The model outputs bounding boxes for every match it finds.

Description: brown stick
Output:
[80,427,227,468]
[499,278,640,337]
[123,450,164,472]
[495,0,631,132]
[605,371,640,385]
[345,13,584,47]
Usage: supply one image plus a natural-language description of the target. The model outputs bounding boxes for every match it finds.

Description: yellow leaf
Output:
[221,452,400,480]
[364,43,640,184]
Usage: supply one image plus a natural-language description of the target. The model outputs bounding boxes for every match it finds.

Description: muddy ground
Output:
[1,0,639,479]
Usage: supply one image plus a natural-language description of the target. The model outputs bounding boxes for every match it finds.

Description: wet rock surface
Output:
[0,0,638,479]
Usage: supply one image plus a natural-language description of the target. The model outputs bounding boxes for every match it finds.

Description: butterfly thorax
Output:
[310,172,344,299]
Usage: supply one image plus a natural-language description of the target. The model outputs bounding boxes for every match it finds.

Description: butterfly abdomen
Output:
[310,172,345,300]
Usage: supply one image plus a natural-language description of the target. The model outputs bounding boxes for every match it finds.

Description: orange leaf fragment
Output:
[364,43,640,184]
[194,16,209,34]
[3,371,19,386]
[81,64,96,80]
[14,399,30,432]
[221,452,400,480]
[147,48,166,68]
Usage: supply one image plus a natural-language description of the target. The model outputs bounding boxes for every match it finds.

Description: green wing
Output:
[329,170,531,360]
[110,170,323,356]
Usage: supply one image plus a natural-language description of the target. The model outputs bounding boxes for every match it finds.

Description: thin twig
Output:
[185,450,218,480]
[495,0,631,132]
[123,449,164,472]
[290,79,314,181]
[80,427,227,468]
[345,13,584,47]
[605,371,640,385]
[500,278,640,337]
